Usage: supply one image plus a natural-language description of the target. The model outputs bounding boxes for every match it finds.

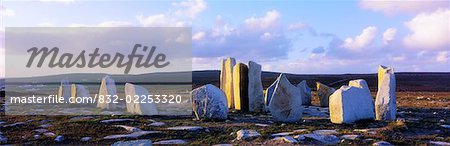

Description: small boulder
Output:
[54,135,64,142]
[236,129,261,141]
[316,82,336,107]
[191,84,228,120]
[373,141,393,146]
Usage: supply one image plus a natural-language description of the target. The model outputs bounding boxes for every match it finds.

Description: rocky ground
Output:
[0,91,449,145]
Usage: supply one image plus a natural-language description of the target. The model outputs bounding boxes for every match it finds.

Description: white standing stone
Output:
[125,83,158,115]
[375,65,396,121]
[248,61,264,112]
[191,84,228,120]
[349,79,370,90]
[329,85,375,124]
[316,82,336,107]
[264,78,279,112]
[58,79,71,101]
[222,58,236,109]
[268,74,303,123]
[70,84,90,104]
[296,80,312,105]
[97,76,117,110]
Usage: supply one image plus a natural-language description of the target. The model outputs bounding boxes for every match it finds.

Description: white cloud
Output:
[382,28,397,45]
[0,6,15,16]
[403,9,449,50]
[340,26,377,50]
[244,10,280,30]
[136,14,188,27]
[359,0,449,15]
[436,51,449,63]
[389,54,406,62]
[288,22,307,30]
[69,21,132,27]
[39,0,74,4]
[173,0,206,18]
[192,31,205,41]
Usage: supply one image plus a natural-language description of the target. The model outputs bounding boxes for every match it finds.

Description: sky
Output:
[0,0,449,77]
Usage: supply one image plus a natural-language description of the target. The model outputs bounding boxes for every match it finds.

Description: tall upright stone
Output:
[70,84,90,103]
[125,83,158,115]
[264,78,279,112]
[296,80,312,105]
[97,76,117,110]
[233,63,249,112]
[329,84,375,124]
[375,65,396,121]
[223,58,236,108]
[191,84,228,120]
[349,79,370,90]
[268,74,303,123]
[57,79,71,101]
[248,61,264,112]
[220,59,226,90]
[316,82,336,107]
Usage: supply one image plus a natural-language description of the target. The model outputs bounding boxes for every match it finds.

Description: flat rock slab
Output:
[254,123,270,127]
[236,129,261,141]
[103,131,162,139]
[270,132,294,138]
[373,141,393,146]
[166,126,203,131]
[113,125,141,132]
[80,137,92,142]
[100,119,135,124]
[440,125,450,129]
[429,141,450,146]
[153,139,187,145]
[272,136,298,144]
[33,129,48,133]
[0,135,7,143]
[148,122,166,127]
[299,134,339,145]
[312,130,338,135]
[69,116,95,121]
[112,139,152,146]
[340,134,361,140]
[54,135,64,142]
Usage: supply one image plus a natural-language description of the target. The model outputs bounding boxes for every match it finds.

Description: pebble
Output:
[373,141,393,146]
[39,124,52,128]
[54,135,64,142]
[236,129,261,141]
[43,132,56,137]
[148,122,165,127]
[272,136,298,143]
[81,137,92,142]
[33,129,48,133]
[255,123,270,127]
[340,134,361,140]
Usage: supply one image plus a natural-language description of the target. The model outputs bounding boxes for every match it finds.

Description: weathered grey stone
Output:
[233,63,249,112]
[316,82,335,107]
[236,129,261,141]
[312,130,338,135]
[330,85,375,124]
[54,135,64,142]
[268,74,303,123]
[148,122,165,127]
[100,119,134,124]
[429,141,450,146]
[153,139,187,145]
[97,76,117,110]
[349,79,370,90]
[166,126,203,131]
[103,131,161,139]
[340,135,361,140]
[272,136,298,144]
[264,78,279,112]
[70,84,90,104]
[373,141,393,146]
[248,61,264,112]
[301,134,339,145]
[125,83,158,115]
[296,80,312,105]
[191,84,228,120]
[57,79,71,101]
[222,57,236,108]
[80,137,91,142]
[112,140,152,146]
[375,65,396,121]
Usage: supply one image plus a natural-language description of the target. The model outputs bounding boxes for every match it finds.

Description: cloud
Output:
[192,31,205,41]
[69,21,133,27]
[39,0,74,4]
[136,14,188,27]
[403,9,449,50]
[340,26,377,50]
[382,28,397,45]
[173,0,206,18]
[0,6,15,16]
[359,0,449,15]
[436,51,449,63]
[288,22,307,30]
[244,10,280,30]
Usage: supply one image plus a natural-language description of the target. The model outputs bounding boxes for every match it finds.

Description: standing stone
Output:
[268,74,303,123]
[248,61,264,112]
[296,80,312,105]
[220,59,226,90]
[375,65,396,121]
[125,83,158,115]
[316,82,335,107]
[191,84,228,120]
[349,79,370,90]
[57,79,71,101]
[233,63,249,112]
[223,58,236,108]
[97,76,117,110]
[70,84,90,104]
[264,77,279,112]
[329,85,375,124]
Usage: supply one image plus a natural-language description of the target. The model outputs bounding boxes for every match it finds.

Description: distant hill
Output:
[2,71,449,92]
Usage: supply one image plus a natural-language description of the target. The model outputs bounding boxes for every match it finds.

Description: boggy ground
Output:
[0,91,449,145]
